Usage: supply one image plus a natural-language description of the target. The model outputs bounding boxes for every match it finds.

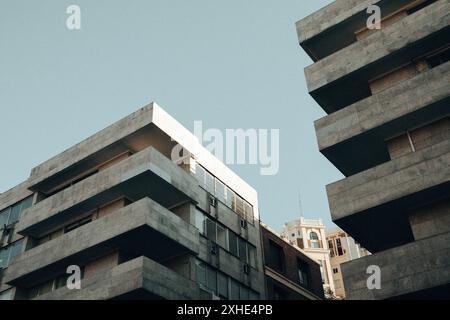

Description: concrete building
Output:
[0,103,266,300]
[281,218,335,298]
[326,227,370,299]
[261,223,324,300]
[296,0,450,299]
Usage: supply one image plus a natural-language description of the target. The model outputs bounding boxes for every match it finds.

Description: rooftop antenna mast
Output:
[298,190,304,219]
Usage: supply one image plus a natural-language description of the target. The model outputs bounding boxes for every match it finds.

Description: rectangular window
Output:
[336,238,344,256]
[297,259,310,288]
[195,165,206,189]
[205,218,216,242]
[243,201,253,222]
[194,210,205,235]
[0,288,13,300]
[215,180,226,204]
[239,285,249,300]
[0,240,23,269]
[0,207,10,227]
[216,224,228,250]
[238,239,247,261]
[225,188,234,209]
[64,216,92,233]
[205,172,215,195]
[206,266,217,294]
[247,245,256,268]
[230,279,240,300]
[217,272,228,299]
[228,232,239,257]
[234,195,245,218]
[268,240,284,272]
[196,261,207,287]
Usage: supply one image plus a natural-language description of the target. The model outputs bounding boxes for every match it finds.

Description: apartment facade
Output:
[297,0,450,299]
[281,218,335,297]
[261,224,324,300]
[326,228,370,299]
[0,103,266,300]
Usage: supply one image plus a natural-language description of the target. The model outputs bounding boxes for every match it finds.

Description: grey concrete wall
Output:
[4,197,200,285]
[304,1,449,93]
[35,256,202,300]
[29,103,157,187]
[327,139,450,220]
[409,199,450,241]
[18,146,200,235]
[341,231,450,300]
[315,61,450,151]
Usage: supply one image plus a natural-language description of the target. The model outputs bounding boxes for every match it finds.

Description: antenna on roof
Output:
[298,190,304,219]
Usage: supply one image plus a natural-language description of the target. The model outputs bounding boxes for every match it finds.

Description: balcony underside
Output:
[34,257,203,300]
[4,198,200,287]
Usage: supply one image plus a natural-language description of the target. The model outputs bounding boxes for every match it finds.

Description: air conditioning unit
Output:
[240,219,248,229]
[208,194,217,207]
[243,263,251,275]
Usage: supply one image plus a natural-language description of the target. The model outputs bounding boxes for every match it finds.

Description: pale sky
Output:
[0,0,340,231]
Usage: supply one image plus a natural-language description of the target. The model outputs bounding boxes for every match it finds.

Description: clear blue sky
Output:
[0,0,341,231]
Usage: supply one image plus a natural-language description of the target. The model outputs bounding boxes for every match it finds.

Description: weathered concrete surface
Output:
[34,256,203,300]
[17,146,201,236]
[4,197,200,286]
[305,1,449,93]
[327,139,450,221]
[28,104,158,188]
[341,231,450,300]
[315,61,450,151]
[296,0,384,43]
[0,180,33,212]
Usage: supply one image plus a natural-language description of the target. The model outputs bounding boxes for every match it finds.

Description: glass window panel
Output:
[228,232,238,257]
[248,246,256,268]
[215,180,226,204]
[244,201,253,221]
[195,165,206,188]
[0,288,13,300]
[206,266,217,294]
[225,188,234,209]
[8,240,23,264]
[20,196,33,211]
[239,285,249,300]
[249,291,259,300]
[235,196,245,218]
[205,172,215,195]
[0,247,8,268]
[230,279,240,300]
[205,218,216,242]
[0,208,10,227]
[238,239,247,261]
[216,224,228,250]
[196,261,207,287]
[195,210,205,235]
[8,203,21,225]
[217,273,228,299]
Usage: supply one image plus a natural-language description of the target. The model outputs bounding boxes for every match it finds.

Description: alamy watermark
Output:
[171,121,280,176]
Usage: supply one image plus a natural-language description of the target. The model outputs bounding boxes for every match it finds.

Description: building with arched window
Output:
[281,218,335,298]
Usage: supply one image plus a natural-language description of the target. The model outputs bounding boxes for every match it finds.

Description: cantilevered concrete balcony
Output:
[17,146,200,237]
[297,0,414,61]
[341,231,450,300]
[327,139,450,252]
[34,256,204,300]
[3,197,200,287]
[304,0,450,112]
[315,61,450,176]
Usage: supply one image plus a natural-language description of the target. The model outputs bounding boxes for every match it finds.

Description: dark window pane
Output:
[8,203,21,225]
[268,240,284,272]
[228,232,238,257]
[195,210,205,234]
[205,218,216,242]
[206,267,217,293]
[230,279,240,300]
[21,196,33,211]
[216,225,227,249]
[225,188,234,209]
[239,285,249,300]
[0,208,10,227]
[218,273,228,299]
[238,239,247,261]
[196,261,207,287]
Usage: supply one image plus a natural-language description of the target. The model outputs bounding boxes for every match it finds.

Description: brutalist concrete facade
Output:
[0,103,266,300]
[297,0,450,299]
